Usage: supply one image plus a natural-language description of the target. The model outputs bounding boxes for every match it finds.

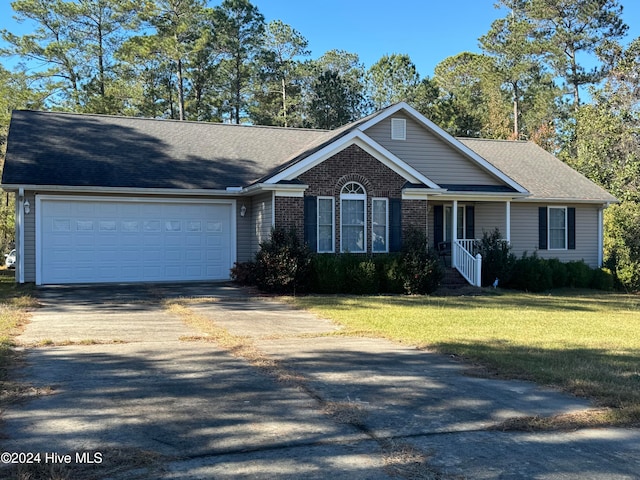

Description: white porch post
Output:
[506,200,511,243]
[475,254,482,287]
[452,200,458,267]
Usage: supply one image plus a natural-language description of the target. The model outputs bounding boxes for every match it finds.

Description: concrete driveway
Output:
[1,283,639,479]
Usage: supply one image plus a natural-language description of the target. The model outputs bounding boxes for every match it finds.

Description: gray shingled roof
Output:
[1,109,616,205]
[459,138,617,203]
[1,110,328,190]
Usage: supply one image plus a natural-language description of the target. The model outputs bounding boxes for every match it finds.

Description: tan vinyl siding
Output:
[475,202,507,238]
[428,201,508,245]
[23,191,36,283]
[250,192,273,257]
[510,203,600,267]
[365,112,502,186]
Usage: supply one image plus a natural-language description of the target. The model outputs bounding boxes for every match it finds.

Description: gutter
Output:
[0,184,244,197]
[513,197,619,205]
[0,182,312,198]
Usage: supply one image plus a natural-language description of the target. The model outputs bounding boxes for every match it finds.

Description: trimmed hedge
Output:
[232,227,442,295]
[504,253,614,292]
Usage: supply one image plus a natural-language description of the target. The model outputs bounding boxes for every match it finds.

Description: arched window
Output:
[340,182,366,253]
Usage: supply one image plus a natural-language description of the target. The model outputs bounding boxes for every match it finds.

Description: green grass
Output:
[293,289,640,427]
[0,270,36,375]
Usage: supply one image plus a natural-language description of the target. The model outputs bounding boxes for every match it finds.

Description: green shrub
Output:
[230,261,257,286]
[477,229,516,287]
[375,254,404,294]
[310,254,402,295]
[566,260,593,288]
[507,252,553,292]
[243,227,442,295]
[253,227,312,294]
[590,268,614,291]
[604,201,640,292]
[547,258,569,288]
[399,227,443,294]
[309,254,342,293]
[340,254,379,294]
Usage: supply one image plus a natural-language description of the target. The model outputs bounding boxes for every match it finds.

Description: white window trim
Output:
[371,198,389,253]
[340,183,367,253]
[317,196,335,253]
[548,206,568,251]
[391,118,406,140]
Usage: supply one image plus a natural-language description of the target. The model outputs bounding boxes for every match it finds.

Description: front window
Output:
[317,197,334,253]
[549,207,567,250]
[372,198,388,253]
[341,182,366,253]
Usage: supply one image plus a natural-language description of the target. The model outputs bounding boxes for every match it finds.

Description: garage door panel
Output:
[40,198,234,284]
[165,236,182,247]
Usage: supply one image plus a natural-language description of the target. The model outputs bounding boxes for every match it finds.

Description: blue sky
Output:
[1,0,639,78]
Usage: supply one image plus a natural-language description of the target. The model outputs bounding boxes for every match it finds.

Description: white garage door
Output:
[37,197,235,285]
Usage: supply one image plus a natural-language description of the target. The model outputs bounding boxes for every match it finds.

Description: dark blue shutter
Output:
[389,198,402,252]
[465,205,475,239]
[567,207,576,250]
[304,196,317,250]
[434,205,443,249]
[538,207,548,250]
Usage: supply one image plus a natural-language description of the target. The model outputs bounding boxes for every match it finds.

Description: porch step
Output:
[440,268,470,289]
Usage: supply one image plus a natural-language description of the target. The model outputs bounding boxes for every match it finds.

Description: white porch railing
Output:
[453,240,482,287]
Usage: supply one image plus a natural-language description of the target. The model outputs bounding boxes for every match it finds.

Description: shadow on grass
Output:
[433,339,640,425]
[295,289,639,314]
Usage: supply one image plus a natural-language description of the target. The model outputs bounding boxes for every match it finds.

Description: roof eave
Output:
[0,184,241,196]
[436,191,531,202]
[514,196,619,205]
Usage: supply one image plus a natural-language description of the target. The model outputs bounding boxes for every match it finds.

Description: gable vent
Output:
[391,118,406,140]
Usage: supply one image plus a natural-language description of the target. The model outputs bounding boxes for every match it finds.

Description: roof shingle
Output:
[458,138,617,203]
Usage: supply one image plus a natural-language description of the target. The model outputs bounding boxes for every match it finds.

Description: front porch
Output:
[429,199,513,287]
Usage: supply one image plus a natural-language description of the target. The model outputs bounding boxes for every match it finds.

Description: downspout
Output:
[597,206,604,268]
[16,188,24,284]
[271,191,276,230]
[506,201,511,243]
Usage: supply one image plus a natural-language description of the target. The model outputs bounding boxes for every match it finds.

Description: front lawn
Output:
[0,270,35,376]
[294,290,640,427]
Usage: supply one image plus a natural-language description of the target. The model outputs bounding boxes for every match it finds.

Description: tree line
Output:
[0,0,639,290]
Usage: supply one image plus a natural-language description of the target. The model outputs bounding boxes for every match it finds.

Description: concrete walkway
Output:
[1,283,639,479]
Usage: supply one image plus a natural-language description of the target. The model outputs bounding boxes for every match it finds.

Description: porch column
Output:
[506,201,511,243]
[452,199,458,267]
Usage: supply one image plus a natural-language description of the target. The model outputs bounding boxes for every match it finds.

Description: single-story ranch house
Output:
[1,102,616,286]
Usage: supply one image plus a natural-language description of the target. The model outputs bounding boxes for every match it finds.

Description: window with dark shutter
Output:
[538,207,548,250]
[567,207,576,250]
[389,198,402,252]
[465,205,475,239]
[304,196,317,250]
[434,205,444,249]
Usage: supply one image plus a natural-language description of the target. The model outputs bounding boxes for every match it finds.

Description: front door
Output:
[444,205,467,242]
[433,204,475,249]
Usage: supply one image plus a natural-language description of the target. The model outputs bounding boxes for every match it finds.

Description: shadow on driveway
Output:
[1,282,639,479]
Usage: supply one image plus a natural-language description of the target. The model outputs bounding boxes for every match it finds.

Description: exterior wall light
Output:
[240,204,247,217]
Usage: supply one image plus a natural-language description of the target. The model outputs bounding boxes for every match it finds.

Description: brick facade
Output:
[273,144,427,252]
[274,196,304,243]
